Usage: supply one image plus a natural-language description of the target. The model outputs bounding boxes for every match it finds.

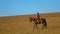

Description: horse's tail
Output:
[45,19,47,26]
[42,18,47,26]
[44,19,47,27]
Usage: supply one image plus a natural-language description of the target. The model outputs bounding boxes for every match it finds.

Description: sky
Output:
[0,0,60,16]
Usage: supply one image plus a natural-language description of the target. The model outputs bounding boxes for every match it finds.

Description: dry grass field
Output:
[0,12,60,34]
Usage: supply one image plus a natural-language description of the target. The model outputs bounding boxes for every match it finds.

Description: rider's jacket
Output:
[36,14,40,20]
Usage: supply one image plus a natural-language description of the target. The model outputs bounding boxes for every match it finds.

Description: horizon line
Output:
[0,12,60,17]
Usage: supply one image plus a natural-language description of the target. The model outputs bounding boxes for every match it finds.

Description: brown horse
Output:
[29,17,47,30]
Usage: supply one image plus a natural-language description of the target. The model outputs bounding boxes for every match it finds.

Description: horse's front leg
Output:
[33,24,35,30]
[35,24,39,29]
[33,23,39,30]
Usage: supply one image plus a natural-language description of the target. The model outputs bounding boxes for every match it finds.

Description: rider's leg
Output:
[36,19,40,24]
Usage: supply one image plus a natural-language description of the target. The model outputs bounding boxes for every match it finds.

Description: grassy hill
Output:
[0,12,60,34]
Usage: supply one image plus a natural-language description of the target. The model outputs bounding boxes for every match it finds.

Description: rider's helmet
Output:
[37,12,39,14]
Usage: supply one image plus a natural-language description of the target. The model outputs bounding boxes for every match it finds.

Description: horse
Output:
[29,17,47,30]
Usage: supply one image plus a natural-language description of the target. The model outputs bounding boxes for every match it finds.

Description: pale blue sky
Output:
[0,0,60,16]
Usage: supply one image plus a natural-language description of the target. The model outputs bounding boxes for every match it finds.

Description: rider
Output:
[36,12,40,24]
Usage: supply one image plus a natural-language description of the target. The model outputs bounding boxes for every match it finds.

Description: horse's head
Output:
[29,17,35,22]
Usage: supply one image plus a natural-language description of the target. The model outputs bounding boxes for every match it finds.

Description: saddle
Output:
[36,19,41,24]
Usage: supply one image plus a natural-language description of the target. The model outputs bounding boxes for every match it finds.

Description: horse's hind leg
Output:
[42,24,47,29]
[44,21,47,29]
[41,23,44,29]
[41,23,45,29]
